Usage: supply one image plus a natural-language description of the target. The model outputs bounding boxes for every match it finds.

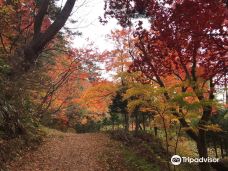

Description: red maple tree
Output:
[103,1,227,170]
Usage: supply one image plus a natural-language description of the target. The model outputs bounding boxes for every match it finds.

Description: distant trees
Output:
[80,81,116,114]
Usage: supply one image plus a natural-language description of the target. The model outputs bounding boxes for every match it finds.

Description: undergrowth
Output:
[108,129,169,170]
[0,126,46,170]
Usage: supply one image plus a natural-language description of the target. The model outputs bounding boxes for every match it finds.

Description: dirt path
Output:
[6,131,127,171]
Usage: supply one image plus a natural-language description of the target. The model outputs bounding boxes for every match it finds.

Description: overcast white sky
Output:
[57,0,150,80]
[61,0,121,51]
[57,0,121,80]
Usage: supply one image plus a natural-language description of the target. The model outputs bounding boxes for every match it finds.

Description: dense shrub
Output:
[109,130,169,168]
[75,120,101,133]
[0,127,44,170]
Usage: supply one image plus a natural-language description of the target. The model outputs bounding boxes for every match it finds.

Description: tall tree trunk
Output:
[142,114,146,131]
[10,0,77,74]
[195,89,213,171]
[124,113,129,131]
[224,137,228,156]
[197,130,211,171]
[135,114,139,133]
[148,116,152,130]
[154,126,158,136]
[112,121,115,130]
[225,73,227,104]
[139,124,143,130]
[213,138,218,158]
[220,139,224,158]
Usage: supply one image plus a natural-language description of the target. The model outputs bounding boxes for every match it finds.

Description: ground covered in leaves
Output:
[5,130,128,171]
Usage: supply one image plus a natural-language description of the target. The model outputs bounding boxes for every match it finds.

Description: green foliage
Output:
[123,83,167,114]
[123,149,159,171]
[0,59,10,76]
[108,87,129,129]
[109,130,170,170]
[0,84,39,139]
[110,112,121,124]
[109,87,128,115]
[75,120,101,133]
[102,117,110,126]
[207,108,228,157]
[211,108,228,131]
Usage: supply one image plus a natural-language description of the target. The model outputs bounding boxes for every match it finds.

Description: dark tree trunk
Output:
[154,126,158,137]
[11,0,77,74]
[142,114,146,131]
[148,116,152,130]
[124,113,129,131]
[112,121,115,130]
[4,0,76,139]
[213,138,218,158]
[135,115,139,133]
[197,130,211,171]
[195,99,213,171]
[220,139,224,158]
[139,124,143,130]
[224,137,228,156]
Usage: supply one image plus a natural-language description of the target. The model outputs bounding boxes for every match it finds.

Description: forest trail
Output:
[6,130,127,171]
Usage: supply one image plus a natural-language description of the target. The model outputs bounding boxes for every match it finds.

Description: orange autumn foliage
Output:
[79,81,117,114]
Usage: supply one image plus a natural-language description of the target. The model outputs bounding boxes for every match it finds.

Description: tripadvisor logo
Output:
[171,155,182,165]
[171,155,219,165]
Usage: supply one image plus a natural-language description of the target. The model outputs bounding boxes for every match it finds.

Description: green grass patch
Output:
[123,148,160,171]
